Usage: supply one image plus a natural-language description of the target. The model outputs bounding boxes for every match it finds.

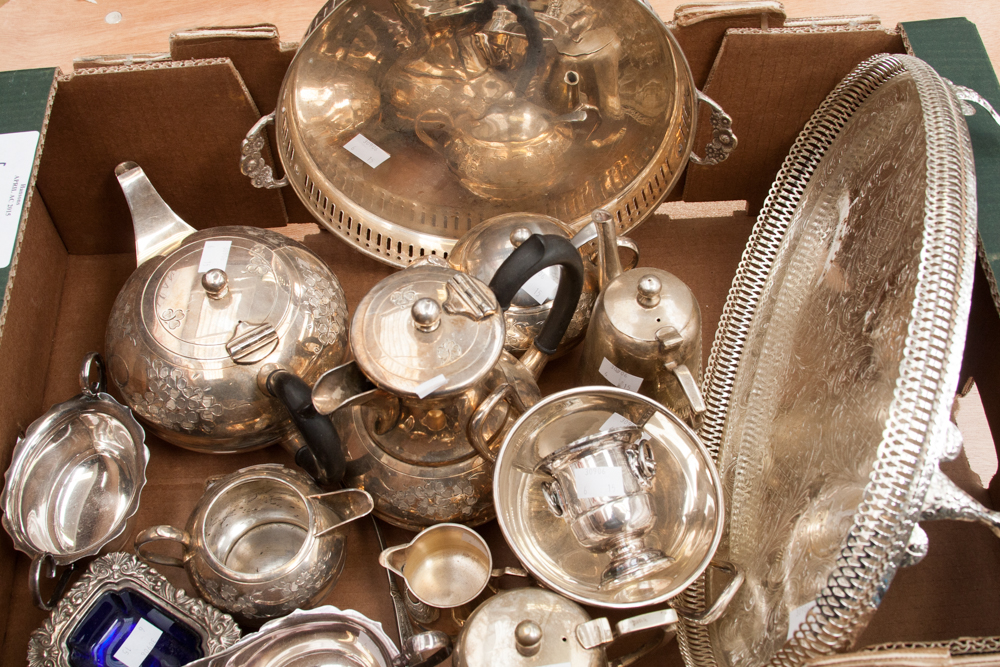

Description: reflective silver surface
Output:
[674,55,1000,667]
[28,552,241,667]
[1,353,148,609]
[184,606,450,667]
[135,464,373,625]
[106,163,349,454]
[535,427,670,588]
[494,387,723,608]
[246,0,733,266]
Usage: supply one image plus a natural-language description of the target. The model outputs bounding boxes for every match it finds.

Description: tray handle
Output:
[241,112,288,189]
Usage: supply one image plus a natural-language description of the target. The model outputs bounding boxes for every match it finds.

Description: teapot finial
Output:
[115,162,196,266]
[592,209,624,289]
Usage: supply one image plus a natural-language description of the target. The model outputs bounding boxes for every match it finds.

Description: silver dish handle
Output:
[241,112,288,189]
[690,91,737,166]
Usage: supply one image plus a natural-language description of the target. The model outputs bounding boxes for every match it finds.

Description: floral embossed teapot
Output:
[105,163,350,464]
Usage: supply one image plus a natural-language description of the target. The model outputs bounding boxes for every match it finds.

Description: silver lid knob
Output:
[412,298,442,333]
[510,227,532,248]
[515,620,543,657]
[202,269,230,299]
[636,274,662,308]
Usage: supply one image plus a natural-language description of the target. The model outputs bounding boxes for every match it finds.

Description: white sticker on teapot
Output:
[113,618,163,667]
[573,466,626,498]
[198,240,232,272]
[415,374,448,398]
[521,268,560,305]
[598,358,643,392]
[786,600,818,642]
[344,134,390,169]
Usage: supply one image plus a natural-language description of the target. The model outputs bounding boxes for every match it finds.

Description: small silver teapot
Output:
[104,163,350,468]
[448,212,637,357]
[311,234,584,530]
[577,210,705,427]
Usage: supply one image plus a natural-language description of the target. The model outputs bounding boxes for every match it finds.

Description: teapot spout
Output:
[115,162,196,266]
[592,209,624,290]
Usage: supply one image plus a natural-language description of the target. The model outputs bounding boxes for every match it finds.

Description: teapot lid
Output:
[450,213,571,308]
[351,264,506,397]
[135,226,343,366]
[455,588,601,667]
[602,268,699,344]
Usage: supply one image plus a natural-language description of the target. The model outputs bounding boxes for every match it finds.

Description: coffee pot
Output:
[448,212,637,357]
[577,210,706,427]
[310,234,584,530]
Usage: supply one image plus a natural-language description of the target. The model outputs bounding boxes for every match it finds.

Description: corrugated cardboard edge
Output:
[0,70,58,343]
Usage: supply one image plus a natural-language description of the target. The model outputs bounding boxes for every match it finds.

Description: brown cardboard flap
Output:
[169,25,297,116]
[35,59,288,257]
[682,26,905,213]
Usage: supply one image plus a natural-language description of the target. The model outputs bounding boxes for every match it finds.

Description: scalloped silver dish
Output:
[673,54,1000,667]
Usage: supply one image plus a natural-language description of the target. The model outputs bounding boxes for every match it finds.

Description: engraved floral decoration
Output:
[390,287,417,307]
[27,552,240,666]
[385,480,480,522]
[159,308,186,330]
[298,262,348,347]
[127,357,225,433]
[436,336,463,363]
[244,243,272,277]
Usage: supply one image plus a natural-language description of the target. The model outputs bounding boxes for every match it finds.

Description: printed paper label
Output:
[198,240,232,273]
[344,134,391,168]
[600,412,637,432]
[573,466,626,498]
[598,357,643,392]
[415,374,448,398]
[786,601,818,642]
[0,131,41,269]
[521,268,560,305]
[113,618,163,667]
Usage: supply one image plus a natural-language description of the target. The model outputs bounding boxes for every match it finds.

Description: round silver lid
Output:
[455,588,601,667]
[449,213,572,308]
[1,354,148,566]
[602,268,699,343]
[351,264,506,397]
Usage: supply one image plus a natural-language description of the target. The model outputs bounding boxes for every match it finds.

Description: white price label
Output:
[600,413,636,432]
[113,618,163,667]
[573,466,626,498]
[415,374,448,398]
[198,240,232,273]
[786,601,817,642]
[598,358,643,392]
[521,268,560,305]
[344,134,391,168]
[0,130,41,270]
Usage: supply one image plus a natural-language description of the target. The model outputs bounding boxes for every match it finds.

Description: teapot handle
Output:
[29,554,77,611]
[134,525,192,569]
[489,234,584,360]
[414,110,454,155]
[665,360,707,429]
[264,368,347,487]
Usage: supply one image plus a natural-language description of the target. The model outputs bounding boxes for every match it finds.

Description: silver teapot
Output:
[104,163,350,471]
[310,234,584,530]
[577,210,705,427]
[448,212,637,357]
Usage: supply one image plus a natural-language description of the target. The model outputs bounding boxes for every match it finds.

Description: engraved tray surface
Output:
[673,54,978,667]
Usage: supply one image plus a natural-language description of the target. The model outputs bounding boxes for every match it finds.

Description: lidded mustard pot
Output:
[311,234,584,530]
[448,212,637,357]
[104,163,349,479]
[577,210,706,427]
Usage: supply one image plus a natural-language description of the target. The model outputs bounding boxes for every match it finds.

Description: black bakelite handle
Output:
[489,233,584,356]
[266,369,346,486]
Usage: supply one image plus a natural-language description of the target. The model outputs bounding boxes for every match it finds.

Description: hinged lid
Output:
[351,265,505,397]
[602,268,699,344]
[455,588,601,667]
[450,213,572,308]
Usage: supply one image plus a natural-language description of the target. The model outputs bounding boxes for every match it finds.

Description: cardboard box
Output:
[1,7,999,666]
